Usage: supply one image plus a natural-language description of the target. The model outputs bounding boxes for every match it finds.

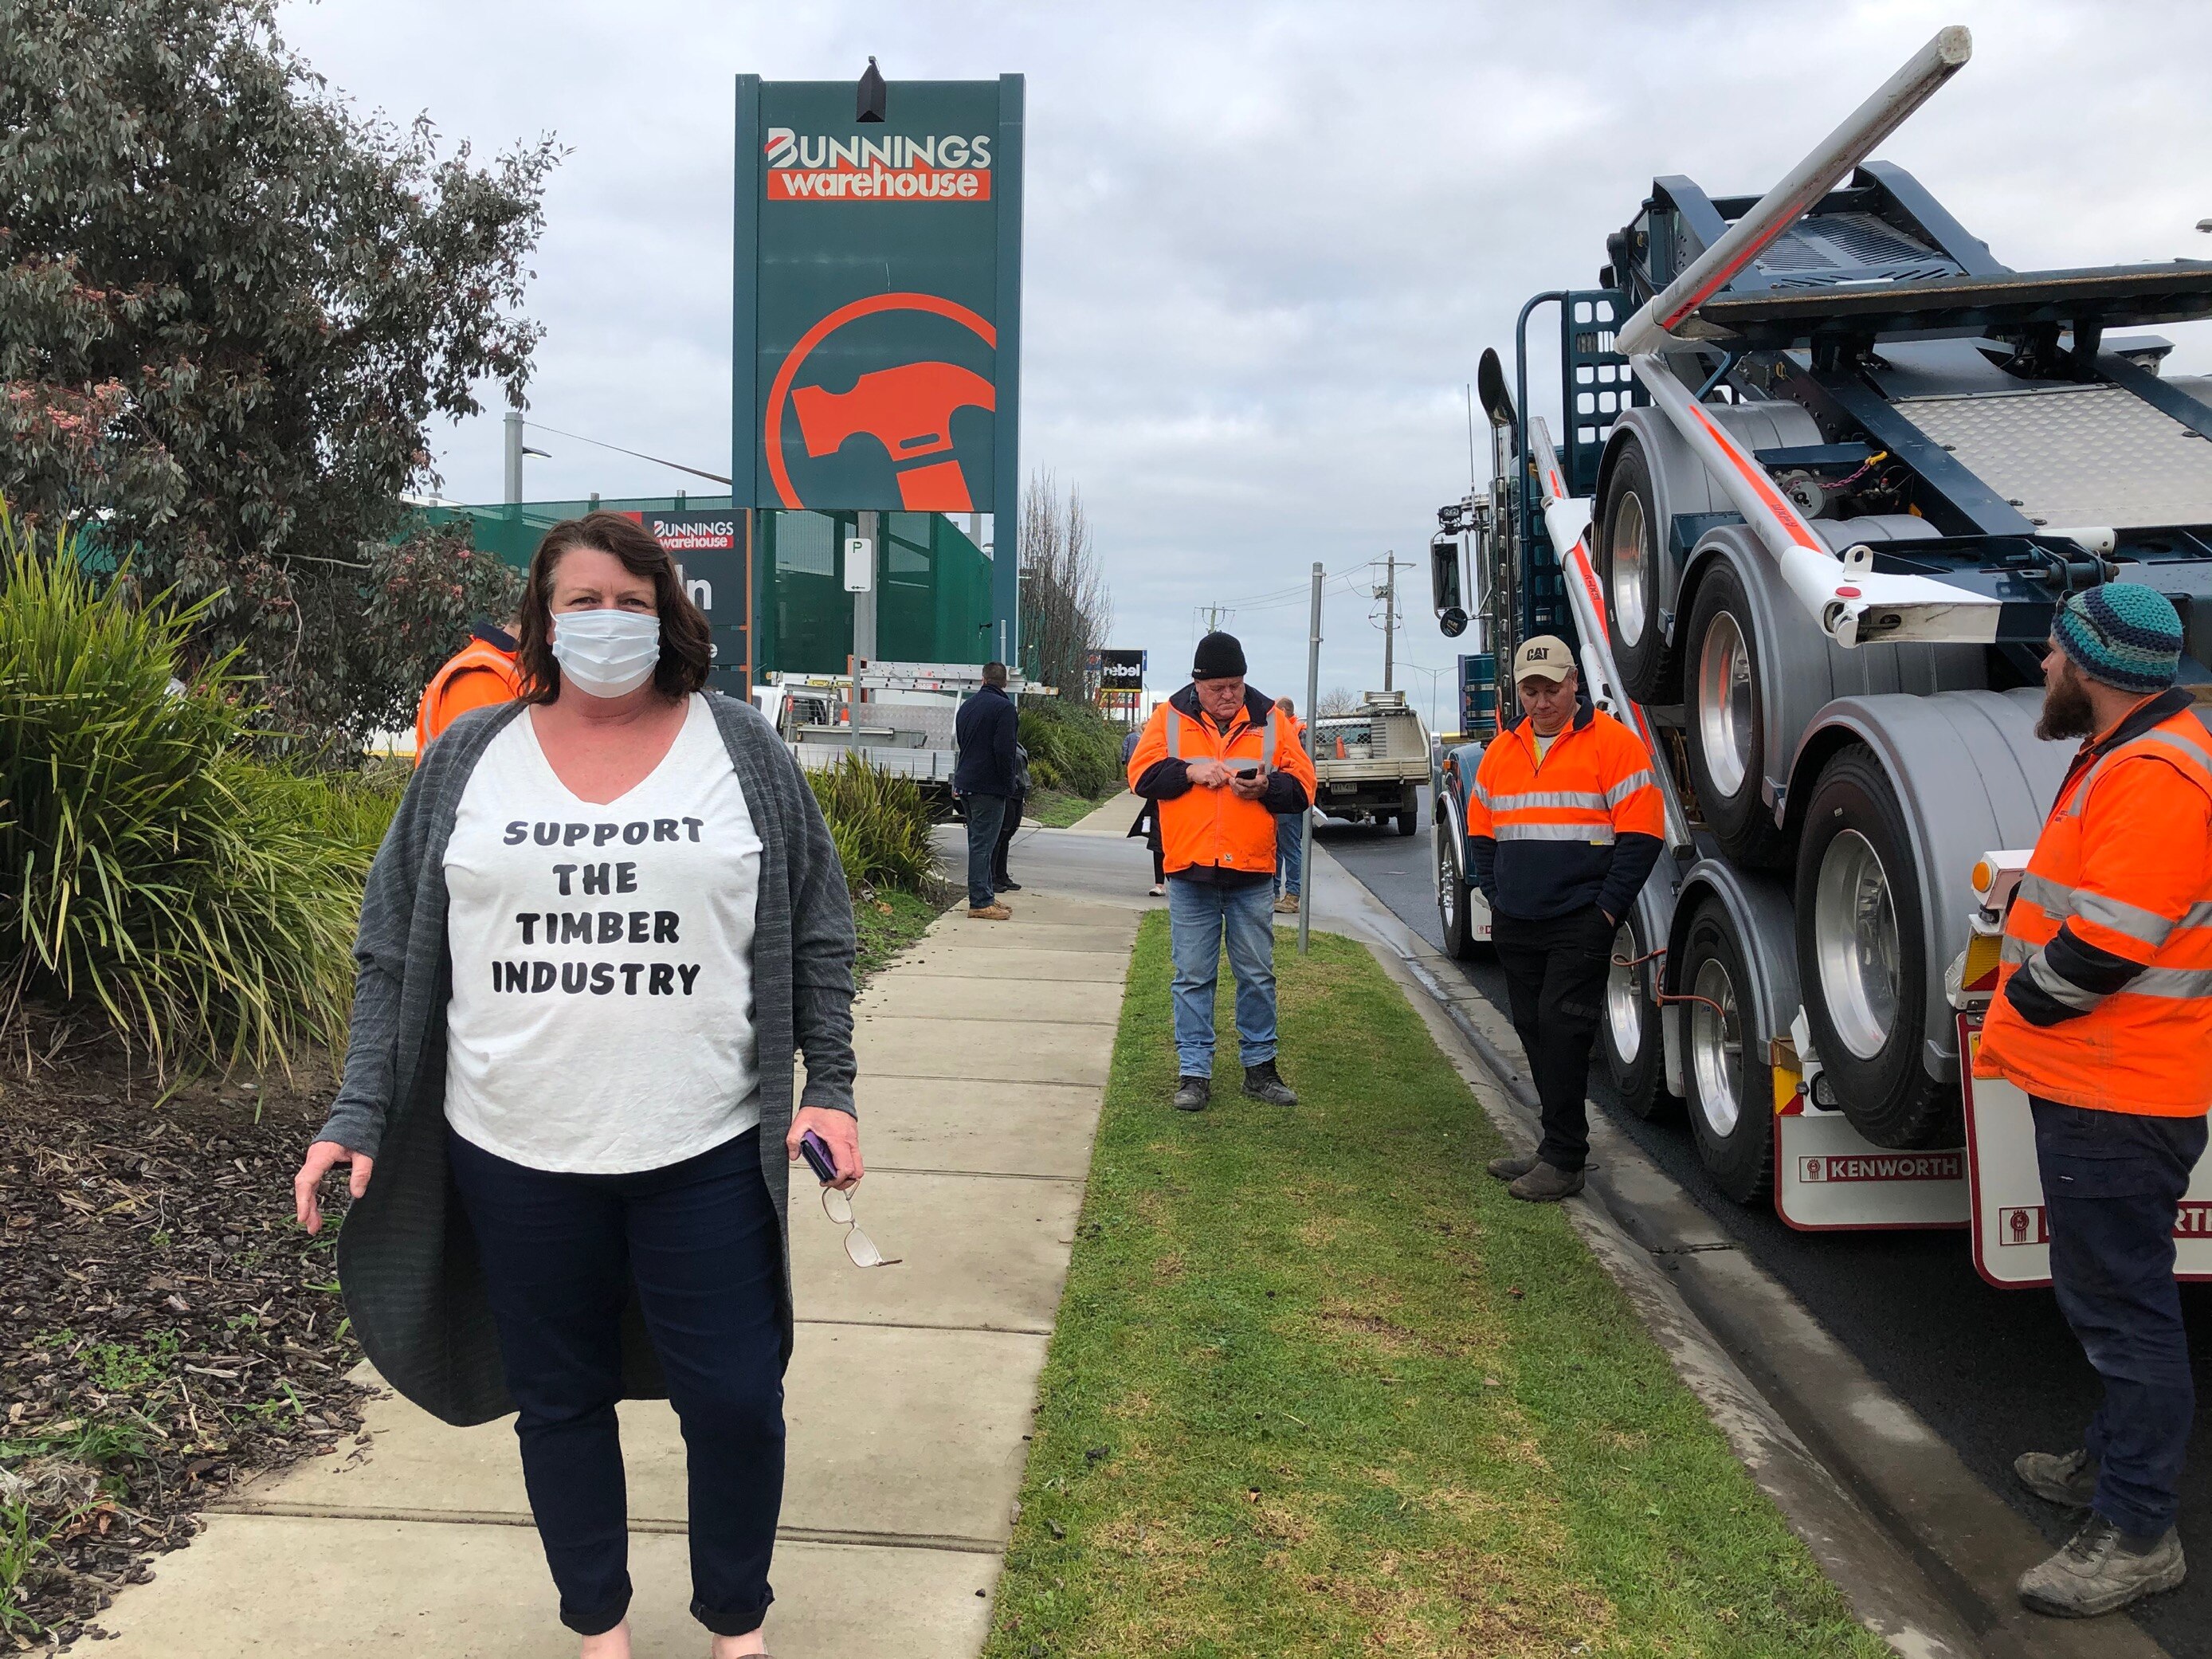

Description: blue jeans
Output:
[2033,1097,2209,1538]
[963,793,1006,908]
[1275,812,1304,897]
[1167,877,1278,1077]
[447,1128,786,1637]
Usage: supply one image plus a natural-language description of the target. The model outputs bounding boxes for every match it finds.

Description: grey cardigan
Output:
[317,693,857,1427]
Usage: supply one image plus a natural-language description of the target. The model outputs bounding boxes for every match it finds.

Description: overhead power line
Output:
[524,421,733,487]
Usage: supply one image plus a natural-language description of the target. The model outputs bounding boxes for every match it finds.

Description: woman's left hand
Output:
[788,1106,863,1191]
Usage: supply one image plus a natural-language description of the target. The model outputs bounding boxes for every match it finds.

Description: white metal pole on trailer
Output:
[1614,25,1972,359]
[1300,563,1321,957]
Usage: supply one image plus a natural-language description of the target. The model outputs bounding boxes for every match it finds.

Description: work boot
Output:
[995,878,1023,892]
[1508,1162,1586,1202]
[1486,1151,1540,1182]
[1242,1061,1298,1106]
[1172,1076,1211,1112]
[2016,1449,2100,1509]
[1273,892,1299,915]
[968,903,1012,920]
[2018,1515,2186,1618]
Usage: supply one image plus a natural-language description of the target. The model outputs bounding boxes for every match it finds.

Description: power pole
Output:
[1375,551,1406,693]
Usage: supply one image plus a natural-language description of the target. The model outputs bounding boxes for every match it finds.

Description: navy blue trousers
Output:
[448,1128,786,1637]
[2033,1098,2209,1538]
[963,792,1007,908]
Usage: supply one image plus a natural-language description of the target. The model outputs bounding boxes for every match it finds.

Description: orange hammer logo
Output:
[790,362,996,512]
[764,292,998,511]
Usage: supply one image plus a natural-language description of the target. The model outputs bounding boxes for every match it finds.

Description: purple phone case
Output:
[799,1128,838,1183]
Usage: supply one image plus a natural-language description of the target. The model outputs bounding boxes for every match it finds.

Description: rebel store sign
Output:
[735,76,1021,516]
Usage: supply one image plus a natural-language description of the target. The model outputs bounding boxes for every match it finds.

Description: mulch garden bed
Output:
[0,1022,368,1648]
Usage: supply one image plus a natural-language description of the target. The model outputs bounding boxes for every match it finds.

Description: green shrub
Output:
[0,507,390,1069]
[806,750,935,894]
[1018,696,1121,798]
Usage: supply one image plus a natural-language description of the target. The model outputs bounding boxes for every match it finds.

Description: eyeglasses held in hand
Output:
[822,1186,900,1268]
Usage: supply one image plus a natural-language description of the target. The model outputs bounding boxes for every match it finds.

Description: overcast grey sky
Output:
[279,0,2212,707]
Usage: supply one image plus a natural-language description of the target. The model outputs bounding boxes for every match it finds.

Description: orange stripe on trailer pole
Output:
[1688,404,1824,551]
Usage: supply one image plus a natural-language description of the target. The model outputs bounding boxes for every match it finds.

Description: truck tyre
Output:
[1394,809,1417,837]
[1599,437,1672,704]
[1684,563,1790,869]
[1794,745,1958,1149]
[1600,912,1672,1120]
[1437,830,1477,960]
[1680,898,1774,1204]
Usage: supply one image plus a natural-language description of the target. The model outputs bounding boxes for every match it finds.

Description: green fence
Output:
[416,498,994,677]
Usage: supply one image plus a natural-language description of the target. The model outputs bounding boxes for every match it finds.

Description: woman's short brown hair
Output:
[516,512,713,703]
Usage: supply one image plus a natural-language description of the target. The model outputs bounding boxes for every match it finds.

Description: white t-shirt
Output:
[442,695,763,1172]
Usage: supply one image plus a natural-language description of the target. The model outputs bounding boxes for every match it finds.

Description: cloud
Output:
[278,0,2212,704]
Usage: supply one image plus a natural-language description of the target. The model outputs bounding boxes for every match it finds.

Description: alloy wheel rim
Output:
[1814,828,1901,1061]
[1696,610,1755,799]
[1605,920,1641,1065]
[1611,492,1649,645]
[1689,955,1743,1137]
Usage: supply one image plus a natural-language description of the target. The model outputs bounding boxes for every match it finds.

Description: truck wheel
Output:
[1794,745,1958,1149]
[1394,809,1417,837]
[1599,437,1672,704]
[1600,912,1672,1120]
[1680,899,1773,1204]
[1684,563,1790,868]
[1437,831,1476,959]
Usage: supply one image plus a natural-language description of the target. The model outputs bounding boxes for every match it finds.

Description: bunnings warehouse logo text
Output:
[763,129,992,202]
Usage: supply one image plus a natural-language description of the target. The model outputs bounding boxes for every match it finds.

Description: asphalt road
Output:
[1318,787,2212,1657]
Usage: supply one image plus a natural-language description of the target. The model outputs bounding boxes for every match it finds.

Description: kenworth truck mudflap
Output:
[1428,25,2212,1277]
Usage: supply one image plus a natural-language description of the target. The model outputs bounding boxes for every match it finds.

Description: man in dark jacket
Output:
[955,662,1020,920]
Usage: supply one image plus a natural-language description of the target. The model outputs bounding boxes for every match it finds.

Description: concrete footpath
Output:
[96,869,1141,1657]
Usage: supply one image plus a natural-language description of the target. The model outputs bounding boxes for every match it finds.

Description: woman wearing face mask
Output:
[291,512,859,1659]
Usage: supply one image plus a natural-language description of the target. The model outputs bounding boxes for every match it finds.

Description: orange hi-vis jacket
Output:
[1128,685,1317,879]
[1466,701,1665,921]
[1976,688,2212,1116]
[414,631,522,763]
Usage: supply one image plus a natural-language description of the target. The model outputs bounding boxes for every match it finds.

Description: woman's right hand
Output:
[293,1140,374,1235]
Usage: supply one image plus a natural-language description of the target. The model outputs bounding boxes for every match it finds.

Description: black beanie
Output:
[1192,631,1247,680]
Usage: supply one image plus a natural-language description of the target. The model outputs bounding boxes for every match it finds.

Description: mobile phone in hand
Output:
[1233,763,1261,779]
[799,1129,838,1184]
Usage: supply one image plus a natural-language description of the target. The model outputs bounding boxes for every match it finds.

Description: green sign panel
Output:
[734,76,1023,522]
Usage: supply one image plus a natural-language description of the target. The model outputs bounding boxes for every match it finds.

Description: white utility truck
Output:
[1310,691,1430,836]
[1427,26,2212,1285]
[754,661,1029,802]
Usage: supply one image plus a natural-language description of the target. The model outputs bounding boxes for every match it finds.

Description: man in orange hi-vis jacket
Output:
[1128,632,1317,1114]
[1975,585,2212,1620]
[414,617,522,763]
[1469,636,1662,1204]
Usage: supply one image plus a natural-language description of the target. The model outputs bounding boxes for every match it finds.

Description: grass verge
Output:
[853,884,951,984]
[1025,788,1115,830]
[985,916,1885,1658]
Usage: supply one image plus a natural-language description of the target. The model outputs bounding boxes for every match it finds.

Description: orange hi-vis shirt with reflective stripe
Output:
[1976,690,2212,1116]
[1466,704,1664,920]
[1128,688,1317,879]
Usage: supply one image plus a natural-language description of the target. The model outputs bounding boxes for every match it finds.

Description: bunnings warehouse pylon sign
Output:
[733,71,1024,657]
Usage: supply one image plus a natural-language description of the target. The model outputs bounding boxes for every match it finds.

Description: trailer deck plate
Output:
[1892,383,2212,531]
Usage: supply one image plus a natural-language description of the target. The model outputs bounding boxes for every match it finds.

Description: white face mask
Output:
[551,608,662,698]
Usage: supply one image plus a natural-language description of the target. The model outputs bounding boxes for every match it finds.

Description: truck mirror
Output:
[1430,533,1463,616]
[1477,347,1516,430]
[1440,607,1469,639]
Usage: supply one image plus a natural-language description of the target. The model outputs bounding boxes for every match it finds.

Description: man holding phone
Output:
[1128,631,1318,1111]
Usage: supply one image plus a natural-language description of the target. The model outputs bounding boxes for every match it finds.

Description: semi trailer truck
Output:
[1427,26,2212,1284]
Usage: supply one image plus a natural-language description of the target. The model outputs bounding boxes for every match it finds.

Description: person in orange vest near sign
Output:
[1273,695,1308,916]
[414,615,524,762]
[1469,637,1662,1203]
[1975,584,2212,1619]
[1128,632,1316,1112]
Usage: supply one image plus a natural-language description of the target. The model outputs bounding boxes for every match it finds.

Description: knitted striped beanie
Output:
[2053,583,2184,693]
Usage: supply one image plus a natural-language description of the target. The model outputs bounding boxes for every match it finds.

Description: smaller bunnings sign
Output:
[626,510,747,694]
